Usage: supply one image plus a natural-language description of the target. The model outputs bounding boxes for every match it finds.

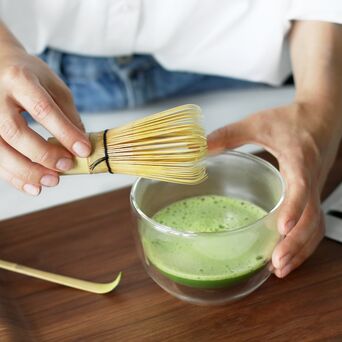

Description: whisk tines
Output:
[54,104,208,184]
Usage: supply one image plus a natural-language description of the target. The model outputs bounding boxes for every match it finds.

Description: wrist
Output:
[295,94,342,131]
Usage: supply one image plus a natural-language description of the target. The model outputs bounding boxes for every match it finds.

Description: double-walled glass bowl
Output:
[130,151,285,305]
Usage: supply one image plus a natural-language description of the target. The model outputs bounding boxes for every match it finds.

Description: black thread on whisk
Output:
[103,129,113,174]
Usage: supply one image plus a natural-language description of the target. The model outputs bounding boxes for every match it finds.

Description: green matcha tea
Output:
[142,195,279,288]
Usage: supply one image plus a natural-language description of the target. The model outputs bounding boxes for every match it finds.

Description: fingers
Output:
[277,155,311,235]
[0,107,74,171]
[0,165,41,195]
[54,92,85,132]
[278,220,324,278]
[0,166,29,193]
[0,64,87,194]
[6,68,91,157]
[46,78,85,132]
[272,195,323,277]
[0,138,59,194]
[207,120,253,152]
[273,219,324,278]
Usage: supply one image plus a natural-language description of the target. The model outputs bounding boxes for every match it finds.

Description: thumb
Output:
[207,119,254,153]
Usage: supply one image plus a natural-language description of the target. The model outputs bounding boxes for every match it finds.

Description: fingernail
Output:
[268,263,275,273]
[280,264,292,278]
[56,157,73,171]
[40,174,59,187]
[72,141,91,157]
[282,219,296,235]
[23,184,41,196]
[279,254,292,269]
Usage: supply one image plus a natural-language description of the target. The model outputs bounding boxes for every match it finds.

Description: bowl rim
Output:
[130,150,285,237]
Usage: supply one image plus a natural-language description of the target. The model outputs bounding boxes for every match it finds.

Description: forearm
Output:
[290,21,342,131]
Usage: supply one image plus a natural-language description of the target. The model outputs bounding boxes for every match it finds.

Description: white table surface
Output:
[0,86,295,221]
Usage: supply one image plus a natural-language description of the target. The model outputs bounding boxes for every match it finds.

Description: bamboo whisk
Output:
[52,104,208,184]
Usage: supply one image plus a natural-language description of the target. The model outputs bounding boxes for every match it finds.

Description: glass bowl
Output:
[130,151,285,305]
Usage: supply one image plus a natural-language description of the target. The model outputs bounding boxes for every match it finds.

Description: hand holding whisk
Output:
[50,104,208,184]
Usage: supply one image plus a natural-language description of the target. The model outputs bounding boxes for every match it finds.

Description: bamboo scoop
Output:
[49,104,208,184]
[0,259,121,294]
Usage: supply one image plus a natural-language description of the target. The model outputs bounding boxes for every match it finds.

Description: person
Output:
[0,1,341,279]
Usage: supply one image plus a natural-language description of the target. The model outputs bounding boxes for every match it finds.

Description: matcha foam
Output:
[153,195,266,233]
[142,195,279,288]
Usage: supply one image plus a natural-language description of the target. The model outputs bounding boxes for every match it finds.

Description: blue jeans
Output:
[38,49,265,113]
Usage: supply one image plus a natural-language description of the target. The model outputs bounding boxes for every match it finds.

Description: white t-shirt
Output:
[1,0,341,85]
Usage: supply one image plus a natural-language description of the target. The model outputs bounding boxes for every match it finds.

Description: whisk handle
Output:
[61,155,91,175]
[48,135,104,175]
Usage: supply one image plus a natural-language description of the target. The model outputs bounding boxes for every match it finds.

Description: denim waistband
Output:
[39,49,262,112]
